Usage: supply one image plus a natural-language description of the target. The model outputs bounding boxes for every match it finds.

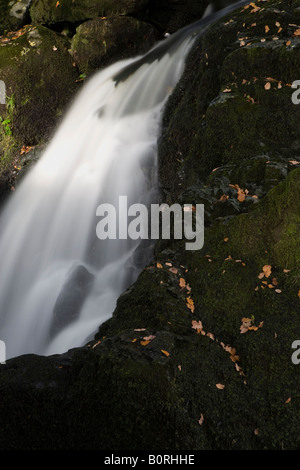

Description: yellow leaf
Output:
[156,262,163,269]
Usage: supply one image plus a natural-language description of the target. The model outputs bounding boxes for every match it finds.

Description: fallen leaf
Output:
[156,262,163,269]
[264,82,271,90]
[191,320,203,332]
[198,414,204,425]
[216,383,225,390]
[285,397,291,404]
[286,40,292,46]
[143,335,156,341]
[140,340,150,346]
[265,25,270,33]
[262,265,272,278]
[169,267,178,274]
[161,349,170,357]
[187,296,195,313]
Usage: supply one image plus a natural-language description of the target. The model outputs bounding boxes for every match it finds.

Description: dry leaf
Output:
[198,414,204,425]
[264,82,271,90]
[156,262,163,269]
[143,335,156,341]
[161,349,170,357]
[169,267,178,274]
[191,320,203,332]
[140,340,150,346]
[265,25,270,33]
[262,265,272,278]
[216,383,225,390]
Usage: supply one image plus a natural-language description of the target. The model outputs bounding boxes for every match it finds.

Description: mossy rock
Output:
[0,24,79,147]
[30,0,149,26]
[158,0,300,197]
[0,0,31,36]
[70,16,157,76]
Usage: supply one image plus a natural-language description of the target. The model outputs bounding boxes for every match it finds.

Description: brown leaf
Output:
[264,82,271,90]
[198,414,204,425]
[216,383,225,390]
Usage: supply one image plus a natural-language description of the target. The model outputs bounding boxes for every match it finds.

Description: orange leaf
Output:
[161,349,170,357]
[140,340,150,346]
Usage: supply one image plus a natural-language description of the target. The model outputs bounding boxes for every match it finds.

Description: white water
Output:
[0,30,198,360]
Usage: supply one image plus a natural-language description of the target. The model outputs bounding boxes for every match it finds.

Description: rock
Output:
[0,0,31,36]
[30,0,149,27]
[158,0,300,198]
[140,0,210,34]
[51,265,94,335]
[0,24,79,146]
[70,16,157,76]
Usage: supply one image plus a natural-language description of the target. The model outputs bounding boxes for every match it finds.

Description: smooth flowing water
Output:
[0,1,247,360]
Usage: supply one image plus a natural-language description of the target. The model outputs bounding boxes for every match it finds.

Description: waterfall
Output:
[0,0,248,360]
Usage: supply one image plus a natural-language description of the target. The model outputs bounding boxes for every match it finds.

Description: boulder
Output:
[30,0,149,26]
[0,24,79,147]
[70,16,157,76]
[0,0,31,36]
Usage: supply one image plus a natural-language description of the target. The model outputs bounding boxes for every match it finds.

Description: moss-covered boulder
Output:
[30,0,149,27]
[0,25,79,147]
[70,16,157,76]
[0,0,31,36]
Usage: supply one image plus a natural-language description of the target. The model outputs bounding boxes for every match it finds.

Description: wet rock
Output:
[70,16,157,76]
[0,25,79,146]
[30,0,149,26]
[0,0,31,36]
[51,265,94,335]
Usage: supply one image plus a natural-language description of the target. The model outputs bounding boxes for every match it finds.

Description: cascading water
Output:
[0,0,248,360]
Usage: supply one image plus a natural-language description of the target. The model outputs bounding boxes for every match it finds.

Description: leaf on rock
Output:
[216,383,225,390]
[161,349,170,357]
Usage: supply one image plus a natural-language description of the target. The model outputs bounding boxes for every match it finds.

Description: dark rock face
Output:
[51,265,94,336]
[0,0,299,451]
